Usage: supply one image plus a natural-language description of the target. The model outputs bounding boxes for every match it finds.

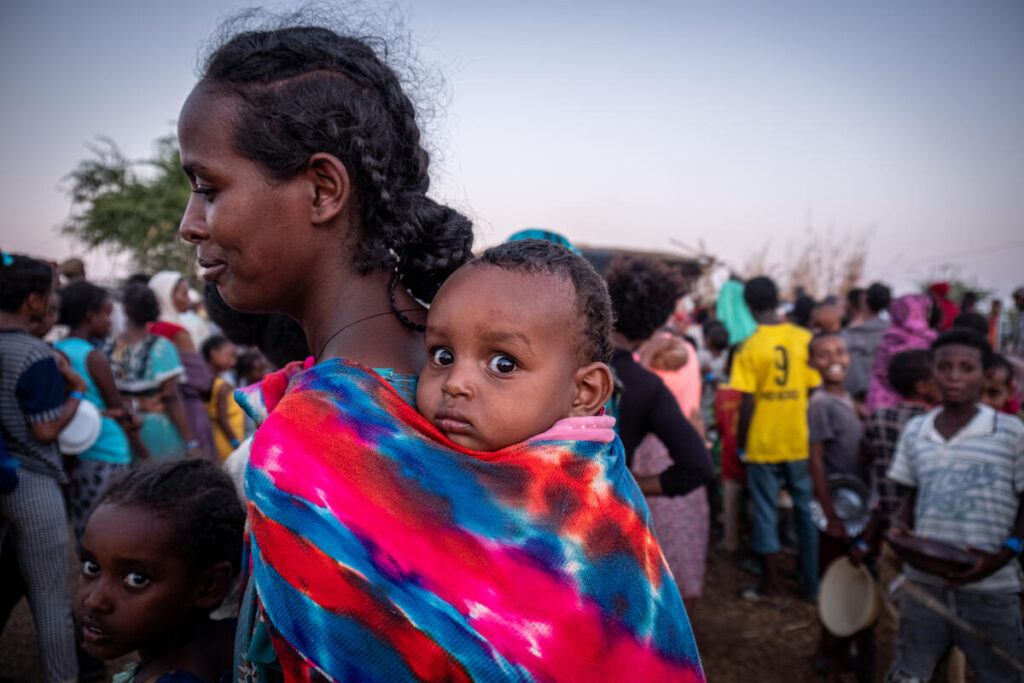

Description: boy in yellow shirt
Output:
[730,276,821,601]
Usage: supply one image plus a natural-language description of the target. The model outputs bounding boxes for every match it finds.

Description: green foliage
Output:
[63,135,194,274]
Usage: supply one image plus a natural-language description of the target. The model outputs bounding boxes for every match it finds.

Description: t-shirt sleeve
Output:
[15,357,65,424]
[149,337,184,383]
[887,418,919,487]
[807,398,833,444]
[728,344,757,393]
[1012,422,1024,495]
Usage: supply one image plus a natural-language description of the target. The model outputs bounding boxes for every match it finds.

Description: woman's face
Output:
[178,87,321,314]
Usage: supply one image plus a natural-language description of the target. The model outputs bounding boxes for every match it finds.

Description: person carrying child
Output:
[1,252,87,682]
[887,330,1024,682]
[54,281,144,544]
[731,276,822,602]
[177,16,702,680]
[74,459,245,682]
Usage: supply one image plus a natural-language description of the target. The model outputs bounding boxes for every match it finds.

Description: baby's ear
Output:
[570,362,614,417]
[192,560,235,610]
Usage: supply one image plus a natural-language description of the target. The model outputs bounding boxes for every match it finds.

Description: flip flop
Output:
[739,587,785,607]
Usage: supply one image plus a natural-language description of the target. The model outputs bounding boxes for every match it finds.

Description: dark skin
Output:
[0,289,87,442]
[888,344,1022,586]
[206,343,240,446]
[178,88,427,376]
[66,299,148,460]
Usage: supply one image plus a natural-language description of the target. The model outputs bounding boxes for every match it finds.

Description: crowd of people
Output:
[2,12,1024,683]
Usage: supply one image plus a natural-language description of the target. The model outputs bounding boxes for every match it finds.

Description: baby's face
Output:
[416,265,581,451]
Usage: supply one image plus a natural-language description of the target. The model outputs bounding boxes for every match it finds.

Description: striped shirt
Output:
[0,330,66,482]
[888,404,1024,592]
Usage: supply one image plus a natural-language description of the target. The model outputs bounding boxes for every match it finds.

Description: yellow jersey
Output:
[728,323,821,463]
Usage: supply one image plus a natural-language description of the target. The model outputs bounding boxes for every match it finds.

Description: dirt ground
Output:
[0,544,828,682]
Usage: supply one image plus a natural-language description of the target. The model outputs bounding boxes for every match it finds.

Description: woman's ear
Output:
[305,152,352,225]
[570,362,614,417]
[191,560,235,610]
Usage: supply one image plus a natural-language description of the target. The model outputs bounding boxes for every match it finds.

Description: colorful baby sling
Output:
[240,358,704,682]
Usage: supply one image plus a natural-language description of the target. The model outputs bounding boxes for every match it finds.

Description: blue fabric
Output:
[15,357,64,421]
[55,338,130,464]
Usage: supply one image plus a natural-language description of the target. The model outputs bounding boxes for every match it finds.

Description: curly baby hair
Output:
[198,19,474,329]
[98,460,245,578]
[474,239,613,364]
[605,255,685,343]
[0,252,53,314]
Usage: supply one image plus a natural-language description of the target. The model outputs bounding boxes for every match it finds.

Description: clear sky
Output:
[2,0,1022,299]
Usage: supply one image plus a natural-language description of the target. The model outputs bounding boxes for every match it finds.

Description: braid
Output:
[388,270,425,332]
[200,22,474,322]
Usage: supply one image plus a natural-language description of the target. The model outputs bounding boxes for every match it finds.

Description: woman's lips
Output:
[198,258,226,283]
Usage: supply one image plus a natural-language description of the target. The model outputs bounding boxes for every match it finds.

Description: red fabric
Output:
[714,387,745,482]
[148,320,187,340]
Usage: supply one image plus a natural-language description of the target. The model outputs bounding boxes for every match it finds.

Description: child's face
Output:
[210,342,238,372]
[981,367,1012,410]
[87,299,114,339]
[933,344,985,406]
[29,291,59,338]
[416,265,583,452]
[74,503,201,660]
[808,335,850,385]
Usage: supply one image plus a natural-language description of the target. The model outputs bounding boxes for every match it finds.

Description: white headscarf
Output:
[148,271,185,324]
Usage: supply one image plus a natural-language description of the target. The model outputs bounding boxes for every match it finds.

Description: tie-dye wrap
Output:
[239,358,704,682]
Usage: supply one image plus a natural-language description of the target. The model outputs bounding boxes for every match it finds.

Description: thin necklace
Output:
[315,308,422,361]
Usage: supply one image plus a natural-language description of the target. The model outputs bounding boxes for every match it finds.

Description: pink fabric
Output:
[865,294,937,411]
[529,415,617,444]
[649,341,702,420]
[631,433,709,599]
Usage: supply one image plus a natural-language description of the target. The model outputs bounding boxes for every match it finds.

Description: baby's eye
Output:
[488,355,517,374]
[81,560,100,578]
[430,347,454,366]
[122,572,151,590]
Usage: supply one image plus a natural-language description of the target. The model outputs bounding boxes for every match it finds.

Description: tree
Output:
[63,135,194,274]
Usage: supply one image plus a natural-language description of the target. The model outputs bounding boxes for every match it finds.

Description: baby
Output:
[416,238,615,452]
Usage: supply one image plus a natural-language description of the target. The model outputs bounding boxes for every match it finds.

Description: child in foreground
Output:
[74,460,244,683]
[887,330,1024,681]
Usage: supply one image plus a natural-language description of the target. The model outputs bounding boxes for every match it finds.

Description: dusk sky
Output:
[2,0,1022,299]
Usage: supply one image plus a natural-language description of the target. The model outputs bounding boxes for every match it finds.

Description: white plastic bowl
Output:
[57,399,101,455]
[818,556,881,637]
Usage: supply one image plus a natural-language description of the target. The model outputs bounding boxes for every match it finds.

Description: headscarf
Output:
[865,294,937,410]
[148,271,185,325]
[928,282,959,331]
[715,279,756,345]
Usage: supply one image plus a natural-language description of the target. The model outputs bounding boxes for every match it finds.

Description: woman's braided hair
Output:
[200,22,474,329]
[98,460,245,580]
